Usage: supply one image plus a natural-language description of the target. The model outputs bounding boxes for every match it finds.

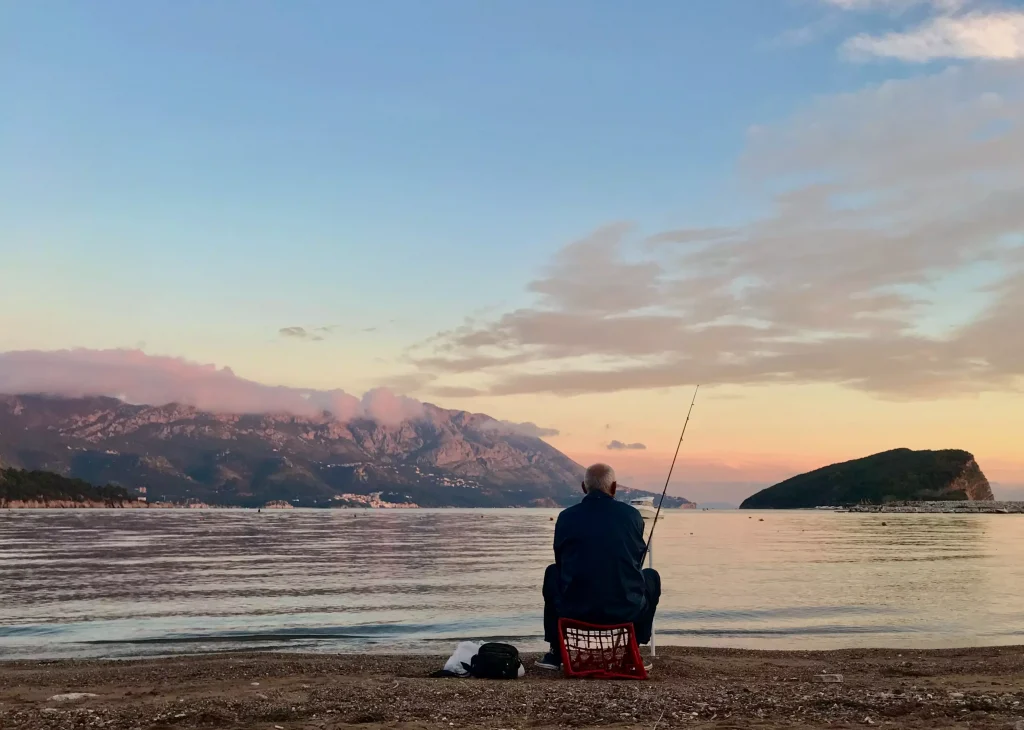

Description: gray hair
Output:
[583,463,616,494]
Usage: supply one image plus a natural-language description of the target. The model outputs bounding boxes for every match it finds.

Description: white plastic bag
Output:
[443,641,481,676]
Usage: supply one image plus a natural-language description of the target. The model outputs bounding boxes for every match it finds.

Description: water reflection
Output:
[1,509,1022,659]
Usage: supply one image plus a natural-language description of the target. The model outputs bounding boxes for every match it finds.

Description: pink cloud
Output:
[0,349,422,424]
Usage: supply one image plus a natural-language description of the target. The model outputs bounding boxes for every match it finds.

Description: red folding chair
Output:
[557,618,648,680]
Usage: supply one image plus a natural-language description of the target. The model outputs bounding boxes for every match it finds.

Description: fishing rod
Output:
[641,384,699,561]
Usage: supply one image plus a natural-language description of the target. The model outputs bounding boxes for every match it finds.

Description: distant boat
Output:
[629,497,659,521]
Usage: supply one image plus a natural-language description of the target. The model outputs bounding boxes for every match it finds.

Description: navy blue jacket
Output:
[553,490,648,624]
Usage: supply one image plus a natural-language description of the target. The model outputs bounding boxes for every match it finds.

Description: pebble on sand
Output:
[48,693,98,703]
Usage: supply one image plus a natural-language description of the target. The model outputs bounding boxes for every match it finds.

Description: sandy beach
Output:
[2,647,1024,729]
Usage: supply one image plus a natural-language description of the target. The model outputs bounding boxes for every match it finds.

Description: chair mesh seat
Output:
[557,618,648,680]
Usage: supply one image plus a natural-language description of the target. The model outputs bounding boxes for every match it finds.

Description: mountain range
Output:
[0,394,690,508]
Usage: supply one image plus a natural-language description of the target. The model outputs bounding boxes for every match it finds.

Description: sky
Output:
[2,0,1023,504]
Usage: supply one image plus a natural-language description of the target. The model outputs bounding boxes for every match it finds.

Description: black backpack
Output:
[464,642,522,679]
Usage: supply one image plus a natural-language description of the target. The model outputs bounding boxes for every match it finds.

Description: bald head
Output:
[582,463,617,496]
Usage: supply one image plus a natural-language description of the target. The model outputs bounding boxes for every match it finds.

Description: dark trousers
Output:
[542,563,661,648]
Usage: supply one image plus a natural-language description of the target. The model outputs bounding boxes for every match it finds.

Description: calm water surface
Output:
[1,509,1022,659]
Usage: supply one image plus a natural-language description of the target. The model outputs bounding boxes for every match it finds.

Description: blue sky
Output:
[3,1,1023,497]
[3,0,911,336]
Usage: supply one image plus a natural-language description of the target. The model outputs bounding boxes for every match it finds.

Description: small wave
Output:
[0,624,68,638]
[655,624,921,637]
[656,605,905,623]
[81,632,372,645]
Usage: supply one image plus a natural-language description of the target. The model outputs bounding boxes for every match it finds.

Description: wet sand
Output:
[2,647,1024,729]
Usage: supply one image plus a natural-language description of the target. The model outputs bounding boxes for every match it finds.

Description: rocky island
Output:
[740,448,993,509]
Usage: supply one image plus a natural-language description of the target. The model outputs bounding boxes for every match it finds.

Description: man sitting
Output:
[536,463,661,671]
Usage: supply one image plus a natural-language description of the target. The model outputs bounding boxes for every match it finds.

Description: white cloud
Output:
[607,440,647,451]
[414,65,1024,400]
[823,0,968,11]
[478,420,561,438]
[845,11,1024,60]
[0,349,425,424]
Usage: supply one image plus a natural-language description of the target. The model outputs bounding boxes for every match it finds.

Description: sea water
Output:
[1,508,1022,659]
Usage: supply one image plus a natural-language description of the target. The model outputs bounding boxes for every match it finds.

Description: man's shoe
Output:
[643,659,653,672]
[536,651,562,671]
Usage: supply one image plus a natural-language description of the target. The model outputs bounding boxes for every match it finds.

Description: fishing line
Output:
[641,384,699,561]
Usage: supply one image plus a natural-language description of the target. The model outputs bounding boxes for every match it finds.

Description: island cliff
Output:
[740,448,993,509]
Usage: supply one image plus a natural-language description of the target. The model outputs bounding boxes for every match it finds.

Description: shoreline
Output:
[2,499,157,509]
[0,500,225,509]
[843,500,1024,514]
[2,647,1023,729]
[7,501,1024,511]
